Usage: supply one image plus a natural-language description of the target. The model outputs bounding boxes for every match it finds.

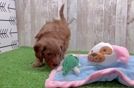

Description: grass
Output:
[0,47,131,88]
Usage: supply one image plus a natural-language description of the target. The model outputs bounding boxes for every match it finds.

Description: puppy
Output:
[33,4,70,69]
[88,42,129,67]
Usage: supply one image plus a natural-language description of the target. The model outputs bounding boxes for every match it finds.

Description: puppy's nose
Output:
[53,64,58,67]
[91,53,97,57]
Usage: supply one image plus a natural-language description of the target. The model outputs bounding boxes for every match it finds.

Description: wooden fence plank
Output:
[115,0,128,46]
[103,0,116,44]
[16,0,25,45]
[67,0,77,50]
[77,0,117,50]
[127,0,134,52]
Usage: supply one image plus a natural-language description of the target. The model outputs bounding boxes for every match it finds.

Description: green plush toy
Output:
[62,54,80,76]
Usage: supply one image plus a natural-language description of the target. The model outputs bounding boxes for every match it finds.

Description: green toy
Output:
[62,54,80,76]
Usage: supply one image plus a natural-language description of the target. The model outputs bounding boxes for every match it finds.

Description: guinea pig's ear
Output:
[100,46,112,55]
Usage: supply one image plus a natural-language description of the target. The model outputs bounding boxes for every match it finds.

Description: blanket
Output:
[45,55,134,88]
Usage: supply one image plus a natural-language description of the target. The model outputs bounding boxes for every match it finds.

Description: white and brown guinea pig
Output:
[88,42,129,67]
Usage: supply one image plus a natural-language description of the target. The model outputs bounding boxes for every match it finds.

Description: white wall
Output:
[0,0,18,53]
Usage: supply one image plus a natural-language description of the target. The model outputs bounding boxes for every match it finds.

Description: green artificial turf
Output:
[0,47,131,88]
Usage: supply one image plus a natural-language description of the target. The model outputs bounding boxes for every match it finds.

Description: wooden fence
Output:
[16,0,134,53]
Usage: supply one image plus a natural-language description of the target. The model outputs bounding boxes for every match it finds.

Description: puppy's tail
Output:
[59,4,65,21]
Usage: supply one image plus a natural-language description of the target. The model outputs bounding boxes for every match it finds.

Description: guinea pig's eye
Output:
[103,49,106,52]
[100,46,112,55]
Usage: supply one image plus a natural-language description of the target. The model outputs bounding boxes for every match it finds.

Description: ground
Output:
[0,47,128,88]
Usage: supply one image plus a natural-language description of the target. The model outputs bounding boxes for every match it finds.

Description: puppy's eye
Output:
[47,53,52,56]
[53,64,58,67]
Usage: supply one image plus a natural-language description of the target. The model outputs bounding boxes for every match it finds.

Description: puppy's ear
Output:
[34,43,46,59]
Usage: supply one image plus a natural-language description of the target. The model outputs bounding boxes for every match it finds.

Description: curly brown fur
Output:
[33,4,70,69]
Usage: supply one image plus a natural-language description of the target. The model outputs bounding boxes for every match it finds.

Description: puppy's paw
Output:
[32,62,45,67]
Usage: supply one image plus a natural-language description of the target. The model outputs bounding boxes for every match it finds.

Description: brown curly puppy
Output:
[33,4,70,69]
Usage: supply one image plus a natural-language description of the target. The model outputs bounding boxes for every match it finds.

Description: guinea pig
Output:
[88,42,129,67]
